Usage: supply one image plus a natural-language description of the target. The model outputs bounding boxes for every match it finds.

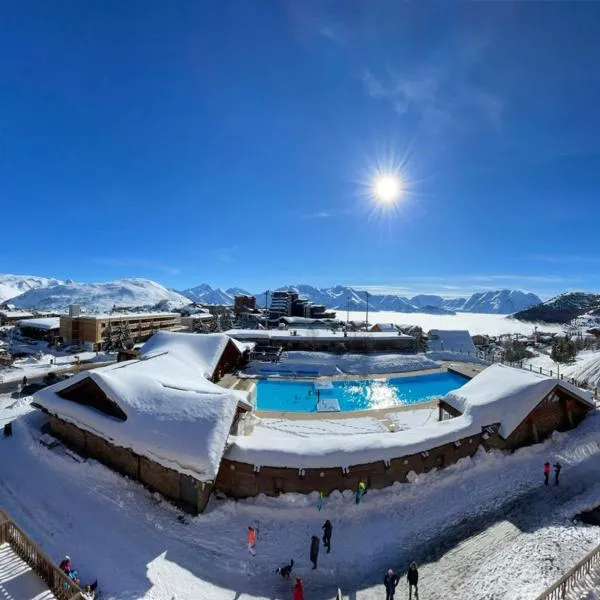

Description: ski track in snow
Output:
[1,412,600,599]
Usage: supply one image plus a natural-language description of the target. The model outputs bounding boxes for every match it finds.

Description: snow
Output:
[1,408,600,600]
[0,274,62,304]
[0,310,34,319]
[348,310,564,336]
[34,351,247,481]
[524,350,600,388]
[10,278,191,312]
[78,311,180,320]
[243,351,439,377]
[227,329,414,341]
[427,329,477,354]
[0,543,56,600]
[140,331,241,380]
[18,318,60,330]
[0,393,36,427]
[444,364,594,438]
[227,365,593,469]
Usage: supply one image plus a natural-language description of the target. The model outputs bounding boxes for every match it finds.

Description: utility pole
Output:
[265,290,270,330]
[346,296,350,326]
[365,291,369,331]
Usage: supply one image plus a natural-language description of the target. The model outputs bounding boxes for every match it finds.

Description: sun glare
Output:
[374,175,402,204]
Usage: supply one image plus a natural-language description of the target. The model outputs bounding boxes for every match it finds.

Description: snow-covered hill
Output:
[514,292,600,324]
[10,278,191,312]
[0,274,62,303]
[179,284,249,305]
[458,290,543,314]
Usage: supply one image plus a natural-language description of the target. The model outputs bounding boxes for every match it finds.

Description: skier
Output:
[383,568,399,600]
[322,519,332,553]
[248,526,257,556]
[292,577,304,600]
[407,561,419,600]
[310,535,320,569]
[554,462,562,486]
[355,480,367,504]
[317,490,325,511]
[543,462,551,485]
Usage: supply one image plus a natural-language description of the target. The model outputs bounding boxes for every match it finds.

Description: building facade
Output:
[59,312,181,350]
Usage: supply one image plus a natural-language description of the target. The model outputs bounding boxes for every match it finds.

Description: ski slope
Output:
[1,411,600,600]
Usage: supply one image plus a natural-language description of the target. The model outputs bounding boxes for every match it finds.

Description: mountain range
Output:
[180,284,542,315]
[0,274,543,315]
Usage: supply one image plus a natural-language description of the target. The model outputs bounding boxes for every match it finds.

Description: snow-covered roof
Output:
[0,310,33,319]
[71,312,179,320]
[140,331,242,380]
[34,350,248,481]
[370,323,398,332]
[225,365,594,469]
[226,329,414,341]
[17,317,60,330]
[428,330,477,354]
[443,364,595,438]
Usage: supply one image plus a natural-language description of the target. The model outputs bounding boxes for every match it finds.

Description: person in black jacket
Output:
[407,561,419,600]
[383,569,399,600]
[322,520,332,553]
[554,462,562,486]
[310,535,320,569]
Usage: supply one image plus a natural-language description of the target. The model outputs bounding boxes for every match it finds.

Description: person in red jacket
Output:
[292,577,304,600]
[544,462,551,485]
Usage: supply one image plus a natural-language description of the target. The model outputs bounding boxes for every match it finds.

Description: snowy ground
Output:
[244,352,440,377]
[348,311,564,336]
[0,543,56,600]
[524,350,600,388]
[0,393,35,427]
[2,408,600,599]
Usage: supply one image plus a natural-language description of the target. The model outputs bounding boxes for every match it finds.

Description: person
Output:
[248,526,257,556]
[310,535,320,569]
[317,490,325,511]
[383,568,399,600]
[407,561,419,600]
[554,462,562,486]
[22,376,27,387]
[3,422,12,438]
[543,462,551,485]
[322,519,332,553]
[59,556,71,574]
[292,577,304,600]
[356,480,367,505]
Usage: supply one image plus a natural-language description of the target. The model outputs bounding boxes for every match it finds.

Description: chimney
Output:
[69,304,81,318]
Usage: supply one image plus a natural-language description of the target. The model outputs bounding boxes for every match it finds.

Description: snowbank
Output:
[35,351,247,481]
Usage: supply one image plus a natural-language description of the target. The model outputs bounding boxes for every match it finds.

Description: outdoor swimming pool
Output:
[256,371,469,412]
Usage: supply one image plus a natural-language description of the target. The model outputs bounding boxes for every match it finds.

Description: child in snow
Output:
[554,462,562,485]
[292,577,304,600]
[322,519,332,553]
[355,480,367,504]
[248,526,257,556]
[383,568,399,600]
[310,535,320,569]
[407,561,419,600]
[543,462,551,485]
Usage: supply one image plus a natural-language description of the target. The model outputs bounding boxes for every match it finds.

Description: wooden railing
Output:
[0,509,83,600]
[535,542,600,600]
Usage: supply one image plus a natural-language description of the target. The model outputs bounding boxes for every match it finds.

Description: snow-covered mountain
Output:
[514,292,600,324]
[0,274,63,303]
[457,290,542,314]
[10,278,191,312]
[179,284,250,305]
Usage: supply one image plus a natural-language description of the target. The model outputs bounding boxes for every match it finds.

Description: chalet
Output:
[428,330,477,355]
[0,310,34,326]
[471,334,490,347]
[34,333,253,514]
[17,317,60,342]
[370,323,398,333]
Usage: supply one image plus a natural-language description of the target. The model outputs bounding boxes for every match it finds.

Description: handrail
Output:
[0,509,83,600]
[535,541,600,600]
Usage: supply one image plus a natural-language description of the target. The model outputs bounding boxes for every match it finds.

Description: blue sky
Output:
[2,1,600,299]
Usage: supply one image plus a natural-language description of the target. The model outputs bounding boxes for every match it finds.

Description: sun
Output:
[374,175,402,204]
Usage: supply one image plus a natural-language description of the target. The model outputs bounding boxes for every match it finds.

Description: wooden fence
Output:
[535,541,600,599]
[0,509,83,600]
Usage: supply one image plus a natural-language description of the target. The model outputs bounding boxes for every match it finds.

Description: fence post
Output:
[540,366,542,374]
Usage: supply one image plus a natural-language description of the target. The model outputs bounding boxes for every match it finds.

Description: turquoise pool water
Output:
[256,371,469,412]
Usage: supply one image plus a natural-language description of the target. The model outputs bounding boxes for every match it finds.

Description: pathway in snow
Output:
[1,412,600,599]
[0,543,56,600]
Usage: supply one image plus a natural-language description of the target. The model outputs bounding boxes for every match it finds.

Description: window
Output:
[57,377,127,421]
